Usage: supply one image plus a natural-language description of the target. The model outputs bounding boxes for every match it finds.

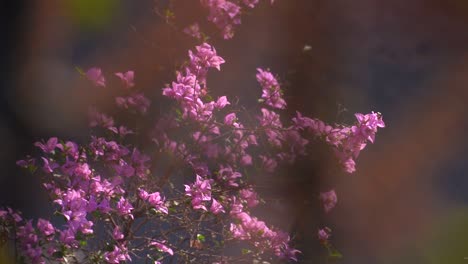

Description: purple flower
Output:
[16,157,35,169]
[37,218,55,237]
[113,226,124,240]
[278,245,301,262]
[34,137,58,153]
[188,43,225,82]
[116,197,134,219]
[239,188,259,208]
[354,112,385,143]
[6,207,23,222]
[200,0,242,39]
[115,70,135,88]
[320,189,337,213]
[41,157,59,173]
[318,227,331,244]
[150,240,174,255]
[115,93,151,114]
[58,229,76,247]
[243,0,260,8]
[215,96,230,109]
[259,155,277,172]
[185,175,212,211]
[218,165,241,187]
[113,159,135,177]
[118,126,134,137]
[224,113,237,125]
[86,67,106,87]
[183,23,202,39]
[131,148,151,178]
[138,188,149,200]
[256,68,286,109]
[210,198,225,214]
[104,245,132,263]
[59,141,80,160]
[240,154,252,166]
[73,163,92,180]
[88,108,115,130]
[146,191,168,214]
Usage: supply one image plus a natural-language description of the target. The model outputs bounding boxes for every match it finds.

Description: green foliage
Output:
[66,0,120,30]
[196,233,206,242]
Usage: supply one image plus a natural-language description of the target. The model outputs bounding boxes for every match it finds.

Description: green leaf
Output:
[241,248,252,255]
[168,207,177,214]
[28,165,37,174]
[66,0,119,30]
[105,243,114,252]
[165,9,175,19]
[52,251,64,259]
[75,66,85,76]
[175,108,183,117]
[327,246,343,259]
[79,240,88,247]
[196,233,205,242]
[204,95,213,102]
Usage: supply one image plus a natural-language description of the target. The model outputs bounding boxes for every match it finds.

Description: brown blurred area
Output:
[2,0,468,263]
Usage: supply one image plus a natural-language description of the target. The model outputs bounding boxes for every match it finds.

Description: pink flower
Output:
[243,0,260,8]
[113,226,124,240]
[224,113,236,125]
[147,192,168,214]
[34,137,58,153]
[215,96,230,109]
[115,93,150,114]
[116,197,134,219]
[104,245,132,263]
[138,188,149,200]
[210,198,225,214]
[259,155,277,172]
[256,68,286,109]
[115,71,135,88]
[354,111,385,143]
[112,159,135,177]
[185,175,212,211]
[118,126,134,137]
[320,190,337,213]
[188,43,225,81]
[183,23,202,39]
[150,240,174,255]
[16,157,35,169]
[88,108,115,130]
[201,0,241,39]
[58,141,79,160]
[239,188,259,208]
[218,165,241,187]
[37,218,55,237]
[86,67,106,87]
[318,227,331,244]
[41,157,58,173]
[240,154,252,166]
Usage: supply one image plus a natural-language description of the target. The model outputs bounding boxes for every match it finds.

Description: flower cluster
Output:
[293,111,385,173]
[320,189,337,213]
[257,68,286,109]
[184,175,213,211]
[162,43,227,123]
[200,0,274,39]
[1,1,385,263]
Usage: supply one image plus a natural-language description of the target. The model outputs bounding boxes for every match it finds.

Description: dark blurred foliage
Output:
[2,0,468,263]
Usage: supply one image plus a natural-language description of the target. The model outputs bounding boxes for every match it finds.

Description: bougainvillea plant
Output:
[0,1,384,263]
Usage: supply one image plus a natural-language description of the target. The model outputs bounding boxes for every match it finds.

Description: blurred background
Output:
[1,0,468,263]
